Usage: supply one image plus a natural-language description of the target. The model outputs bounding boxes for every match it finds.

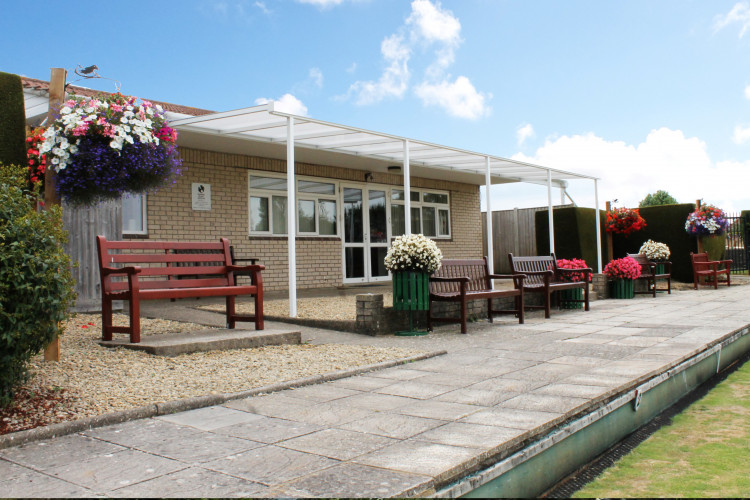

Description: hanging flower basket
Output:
[39,94,182,206]
[685,204,729,237]
[605,207,646,236]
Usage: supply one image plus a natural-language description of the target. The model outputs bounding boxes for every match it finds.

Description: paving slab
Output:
[111,466,268,498]
[157,405,265,431]
[338,412,447,439]
[213,416,323,444]
[278,428,398,460]
[0,461,95,498]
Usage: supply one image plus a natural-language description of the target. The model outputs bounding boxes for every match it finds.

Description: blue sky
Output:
[3,0,750,211]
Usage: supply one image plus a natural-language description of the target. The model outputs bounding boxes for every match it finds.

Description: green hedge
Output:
[536,203,699,282]
[0,72,27,167]
[0,164,76,406]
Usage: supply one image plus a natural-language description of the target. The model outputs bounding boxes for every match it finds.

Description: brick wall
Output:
[145,147,483,291]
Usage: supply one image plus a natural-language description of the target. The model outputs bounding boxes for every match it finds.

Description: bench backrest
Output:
[626,253,654,277]
[508,253,557,286]
[430,258,490,294]
[691,252,710,264]
[96,236,234,292]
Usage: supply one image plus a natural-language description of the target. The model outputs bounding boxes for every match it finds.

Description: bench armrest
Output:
[487,273,522,280]
[100,266,142,276]
[430,276,470,283]
[227,264,266,274]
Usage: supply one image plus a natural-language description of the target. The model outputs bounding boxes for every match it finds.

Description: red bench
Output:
[691,252,732,289]
[428,257,525,334]
[508,253,591,318]
[96,236,264,343]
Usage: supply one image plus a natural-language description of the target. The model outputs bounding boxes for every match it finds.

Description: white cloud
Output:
[489,128,749,213]
[346,0,490,119]
[745,84,750,99]
[254,94,309,116]
[516,123,535,146]
[414,76,488,119]
[348,34,410,105]
[309,67,324,88]
[732,124,750,143]
[713,2,750,37]
[254,1,271,14]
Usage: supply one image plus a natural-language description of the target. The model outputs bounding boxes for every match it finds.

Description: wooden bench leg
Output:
[583,284,590,311]
[518,292,525,324]
[544,291,551,319]
[460,299,467,334]
[102,296,113,341]
[254,292,264,330]
[226,296,236,329]
[129,297,141,344]
[487,298,494,324]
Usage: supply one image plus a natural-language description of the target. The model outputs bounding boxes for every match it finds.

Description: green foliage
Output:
[0,164,76,407]
[639,190,678,207]
[0,72,27,167]
[535,207,606,270]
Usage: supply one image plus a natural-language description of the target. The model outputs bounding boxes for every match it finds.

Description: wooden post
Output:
[696,199,704,254]
[605,201,614,264]
[43,67,67,362]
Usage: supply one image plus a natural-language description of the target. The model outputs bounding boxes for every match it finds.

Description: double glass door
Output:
[343,186,390,283]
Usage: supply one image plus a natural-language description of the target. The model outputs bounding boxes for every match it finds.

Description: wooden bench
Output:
[691,252,732,289]
[96,236,265,343]
[626,253,671,297]
[428,257,525,334]
[508,253,591,318]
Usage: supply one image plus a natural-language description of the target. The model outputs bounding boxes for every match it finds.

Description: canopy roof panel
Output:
[169,102,597,187]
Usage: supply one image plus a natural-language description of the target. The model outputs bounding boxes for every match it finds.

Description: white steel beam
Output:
[287,116,297,318]
[547,169,555,254]
[404,140,411,235]
[594,179,602,273]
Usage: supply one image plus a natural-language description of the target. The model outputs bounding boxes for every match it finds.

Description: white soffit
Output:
[165,102,598,187]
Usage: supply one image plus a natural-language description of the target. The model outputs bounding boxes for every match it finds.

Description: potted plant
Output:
[605,207,647,236]
[604,256,641,299]
[685,204,729,261]
[638,239,671,274]
[39,94,182,206]
[384,234,442,335]
[555,258,591,309]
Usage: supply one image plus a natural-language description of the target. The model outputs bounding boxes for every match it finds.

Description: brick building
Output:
[22,76,600,313]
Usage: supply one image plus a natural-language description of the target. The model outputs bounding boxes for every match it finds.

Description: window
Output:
[248,173,337,237]
[122,194,147,235]
[390,189,450,238]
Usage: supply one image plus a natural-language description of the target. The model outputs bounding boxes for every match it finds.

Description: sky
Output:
[2,0,750,212]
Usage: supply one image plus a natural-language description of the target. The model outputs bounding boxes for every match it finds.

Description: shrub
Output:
[0,72,27,167]
[0,163,76,407]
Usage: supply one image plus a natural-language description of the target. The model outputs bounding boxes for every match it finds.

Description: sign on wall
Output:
[192,183,211,211]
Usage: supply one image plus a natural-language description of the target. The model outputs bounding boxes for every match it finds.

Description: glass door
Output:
[368,189,389,281]
[342,185,391,283]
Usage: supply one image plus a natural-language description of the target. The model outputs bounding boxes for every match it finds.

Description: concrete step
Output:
[98,327,301,356]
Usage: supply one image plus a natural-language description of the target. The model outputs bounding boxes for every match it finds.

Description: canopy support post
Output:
[485,157,494,288]
[594,178,602,273]
[287,116,297,317]
[404,139,411,235]
[547,169,555,255]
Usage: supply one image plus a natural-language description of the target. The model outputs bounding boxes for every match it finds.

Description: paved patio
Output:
[2,284,750,497]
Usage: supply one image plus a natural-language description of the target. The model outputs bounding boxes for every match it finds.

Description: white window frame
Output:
[248,171,339,238]
[390,188,451,239]
[122,193,147,236]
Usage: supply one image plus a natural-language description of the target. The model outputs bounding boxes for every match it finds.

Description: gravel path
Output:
[1,313,423,435]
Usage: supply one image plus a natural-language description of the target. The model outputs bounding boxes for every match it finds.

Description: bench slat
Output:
[103,240,225,251]
[107,254,226,264]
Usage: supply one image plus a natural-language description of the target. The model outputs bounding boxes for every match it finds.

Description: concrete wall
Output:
[140,147,483,291]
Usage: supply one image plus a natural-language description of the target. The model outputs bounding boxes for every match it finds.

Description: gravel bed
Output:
[1,313,423,435]
[199,293,394,320]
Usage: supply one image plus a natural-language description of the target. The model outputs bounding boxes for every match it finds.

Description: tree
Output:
[639,190,678,207]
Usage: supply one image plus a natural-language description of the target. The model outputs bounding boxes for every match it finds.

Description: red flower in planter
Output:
[555,258,592,282]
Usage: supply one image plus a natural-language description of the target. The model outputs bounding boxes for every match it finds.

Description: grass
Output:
[573,359,750,498]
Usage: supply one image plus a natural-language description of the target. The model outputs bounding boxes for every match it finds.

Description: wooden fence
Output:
[481,205,573,273]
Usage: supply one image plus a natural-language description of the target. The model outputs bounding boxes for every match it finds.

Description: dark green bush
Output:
[535,207,607,270]
[0,164,76,407]
[0,72,27,167]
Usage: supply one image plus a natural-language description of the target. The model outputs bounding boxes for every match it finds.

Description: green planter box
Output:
[610,279,635,299]
[559,288,583,309]
[392,271,430,311]
[654,262,667,275]
[700,234,727,261]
